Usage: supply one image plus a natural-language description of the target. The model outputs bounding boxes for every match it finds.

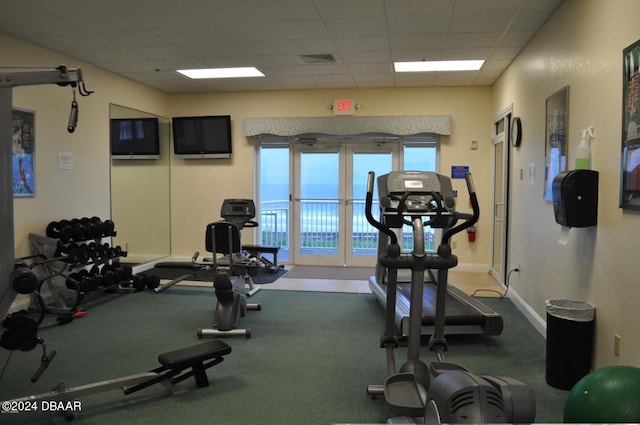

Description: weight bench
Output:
[7,340,231,420]
[243,244,281,273]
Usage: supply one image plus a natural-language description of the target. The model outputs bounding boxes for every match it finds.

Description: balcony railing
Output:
[259,199,435,261]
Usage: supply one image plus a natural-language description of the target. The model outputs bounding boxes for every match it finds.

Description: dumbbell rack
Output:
[28,220,131,314]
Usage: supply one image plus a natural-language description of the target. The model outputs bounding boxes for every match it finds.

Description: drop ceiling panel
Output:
[0,0,563,93]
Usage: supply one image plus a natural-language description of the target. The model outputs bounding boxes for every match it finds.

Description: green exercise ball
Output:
[564,366,640,423]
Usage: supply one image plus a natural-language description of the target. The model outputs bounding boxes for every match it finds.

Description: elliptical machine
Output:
[365,170,535,423]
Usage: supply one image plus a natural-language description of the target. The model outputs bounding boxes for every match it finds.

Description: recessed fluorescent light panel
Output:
[176,67,265,79]
[394,60,484,72]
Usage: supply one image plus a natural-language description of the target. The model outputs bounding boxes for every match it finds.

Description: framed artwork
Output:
[544,86,569,201]
[621,40,640,210]
[12,108,36,197]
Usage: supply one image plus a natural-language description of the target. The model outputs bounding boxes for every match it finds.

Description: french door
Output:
[292,141,399,266]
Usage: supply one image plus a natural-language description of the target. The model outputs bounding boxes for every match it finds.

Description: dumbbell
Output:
[69,219,87,241]
[46,220,74,242]
[102,219,116,237]
[79,217,98,240]
[111,264,133,287]
[11,261,39,294]
[67,243,91,265]
[132,273,161,291]
[100,264,117,287]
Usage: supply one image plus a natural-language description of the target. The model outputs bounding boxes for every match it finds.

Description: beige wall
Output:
[4,34,171,262]
[493,0,640,367]
[168,87,493,262]
[3,33,171,305]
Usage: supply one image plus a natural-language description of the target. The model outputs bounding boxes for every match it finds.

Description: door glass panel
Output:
[403,144,437,252]
[259,146,290,261]
[299,151,340,256]
[351,152,392,257]
[492,139,505,274]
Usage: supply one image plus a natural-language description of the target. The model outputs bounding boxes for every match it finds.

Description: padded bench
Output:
[124,340,232,394]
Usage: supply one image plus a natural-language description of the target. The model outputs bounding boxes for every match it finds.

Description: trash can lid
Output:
[546,298,595,322]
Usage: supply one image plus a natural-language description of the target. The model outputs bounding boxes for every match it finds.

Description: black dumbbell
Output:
[90,217,106,237]
[80,217,99,240]
[100,265,116,287]
[11,262,39,294]
[69,219,87,242]
[102,220,116,237]
[132,273,161,291]
[145,274,160,290]
[132,274,147,291]
[46,220,73,242]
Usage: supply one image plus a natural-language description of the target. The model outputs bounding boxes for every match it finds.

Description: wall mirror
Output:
[109,104,171,264]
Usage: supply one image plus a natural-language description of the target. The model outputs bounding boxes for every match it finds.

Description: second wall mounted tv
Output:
[110,117,160,159]
[172,115,232,159]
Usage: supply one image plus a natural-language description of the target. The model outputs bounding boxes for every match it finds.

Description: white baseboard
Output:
[507,287,547,337]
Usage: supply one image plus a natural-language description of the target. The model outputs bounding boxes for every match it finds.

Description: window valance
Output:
[243,115,451,138]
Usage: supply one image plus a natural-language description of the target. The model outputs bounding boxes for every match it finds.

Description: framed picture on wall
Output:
[544,86,569,201]
[621,40,640,210]
[12,108,36,197]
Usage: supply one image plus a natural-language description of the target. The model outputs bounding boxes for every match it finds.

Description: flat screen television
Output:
[172,115,232,159]
[110,117,160,159]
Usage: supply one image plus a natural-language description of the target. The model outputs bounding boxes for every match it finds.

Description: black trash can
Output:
[545,299,595,390]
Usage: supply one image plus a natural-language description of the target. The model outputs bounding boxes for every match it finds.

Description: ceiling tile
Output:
[313,0,385,18]
[0,0,563,92]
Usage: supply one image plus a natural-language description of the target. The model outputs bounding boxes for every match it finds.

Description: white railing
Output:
[259,199,435,258]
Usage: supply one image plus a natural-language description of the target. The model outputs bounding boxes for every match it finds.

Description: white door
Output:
[292,141,398,266]
[490,111,511,283]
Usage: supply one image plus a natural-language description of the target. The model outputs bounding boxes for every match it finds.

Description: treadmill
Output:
[368,171,503,337]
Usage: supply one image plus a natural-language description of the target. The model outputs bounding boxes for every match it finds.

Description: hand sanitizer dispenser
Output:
[575,128,593,169]
[552,170,599,227]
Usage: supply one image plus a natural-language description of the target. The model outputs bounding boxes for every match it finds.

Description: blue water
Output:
[262,183,369,201]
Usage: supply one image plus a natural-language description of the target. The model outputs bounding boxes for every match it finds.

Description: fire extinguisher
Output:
[467,225,476,242]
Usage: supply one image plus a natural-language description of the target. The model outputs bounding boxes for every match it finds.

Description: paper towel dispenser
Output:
[552,170,599,227]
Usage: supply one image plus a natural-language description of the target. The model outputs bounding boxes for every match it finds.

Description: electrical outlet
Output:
[614,334,621,357]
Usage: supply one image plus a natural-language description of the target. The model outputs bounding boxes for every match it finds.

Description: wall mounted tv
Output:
[110,117,160,159]
[172,115,232,159]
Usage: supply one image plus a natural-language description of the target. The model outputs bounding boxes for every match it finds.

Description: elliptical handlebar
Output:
[365,171,398,247]
[441,172,480,245]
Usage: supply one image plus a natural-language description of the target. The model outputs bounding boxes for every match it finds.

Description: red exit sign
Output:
[333,99,355,115]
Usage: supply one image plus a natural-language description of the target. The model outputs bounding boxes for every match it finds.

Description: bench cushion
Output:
[158,341,231,370]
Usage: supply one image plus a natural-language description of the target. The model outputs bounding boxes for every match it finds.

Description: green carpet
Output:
[0,289,566,424]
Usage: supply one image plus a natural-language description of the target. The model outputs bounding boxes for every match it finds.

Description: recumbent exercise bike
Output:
[365,170,536,424]
[197,199,279,338]
[155,199,277,337]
